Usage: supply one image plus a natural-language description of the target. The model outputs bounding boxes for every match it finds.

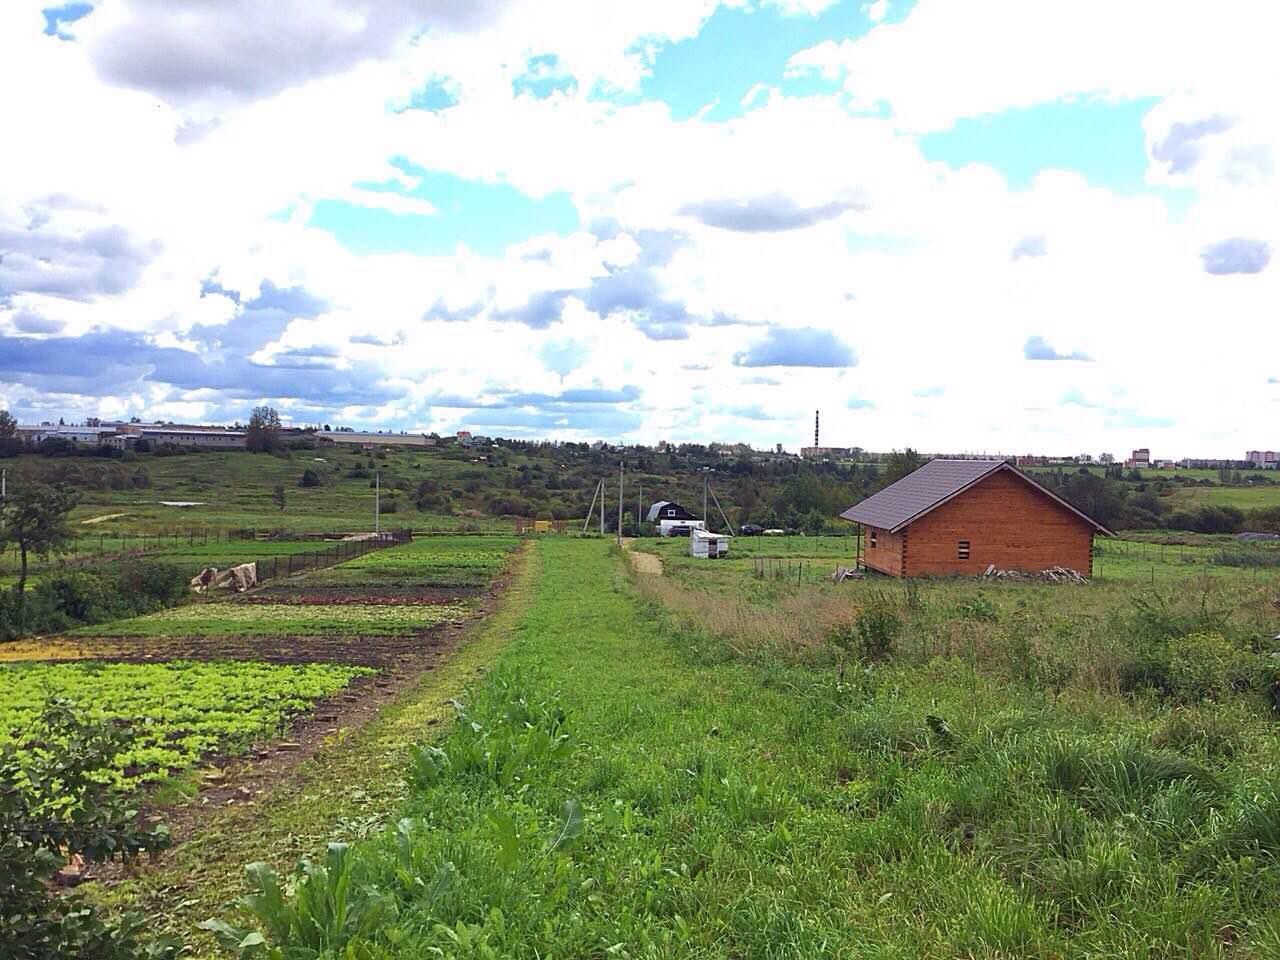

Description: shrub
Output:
[0,561,188,640]
[958,595,999,623]
[856,596,902,661]
[298,468,323,487]
[0,699,178,960]
[36,571,120,623]
[115,560,188,609]
[1166,632,1262,702]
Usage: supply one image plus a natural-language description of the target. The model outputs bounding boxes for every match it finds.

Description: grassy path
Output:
[181,540,1280,957]
[91,543,539,953]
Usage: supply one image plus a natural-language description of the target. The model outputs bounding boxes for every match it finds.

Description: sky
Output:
[1,0,1278,458]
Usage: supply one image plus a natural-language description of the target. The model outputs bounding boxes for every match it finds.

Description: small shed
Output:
[839,459,1111,577]
[690,529,731,559]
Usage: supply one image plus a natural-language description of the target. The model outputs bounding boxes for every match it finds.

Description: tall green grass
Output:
[207,540,1280,958]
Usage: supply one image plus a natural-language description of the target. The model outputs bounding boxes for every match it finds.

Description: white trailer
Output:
[690,529,731,559]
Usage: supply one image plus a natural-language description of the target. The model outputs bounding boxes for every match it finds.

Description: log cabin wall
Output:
[902,470,1094,577]
[861,525,905,576]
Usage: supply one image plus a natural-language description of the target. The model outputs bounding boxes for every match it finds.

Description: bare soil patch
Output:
[41,625,463,667]
[623,540,664,575]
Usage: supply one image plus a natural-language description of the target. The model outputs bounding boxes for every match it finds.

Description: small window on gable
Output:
[958,539,970,560]
[869,529,878,548]
[666,508,677,518]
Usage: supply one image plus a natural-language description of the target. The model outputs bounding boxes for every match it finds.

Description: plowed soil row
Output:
[41,625,462,667]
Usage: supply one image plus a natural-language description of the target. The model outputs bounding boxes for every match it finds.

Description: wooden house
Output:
[839,459,1111,577]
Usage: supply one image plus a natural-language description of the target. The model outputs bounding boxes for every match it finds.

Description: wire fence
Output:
[248,530,412,583]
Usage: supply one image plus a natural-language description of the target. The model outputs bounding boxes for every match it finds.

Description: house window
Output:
[666,508,677,518]
[958,540,970,560]
[869,530,878,548]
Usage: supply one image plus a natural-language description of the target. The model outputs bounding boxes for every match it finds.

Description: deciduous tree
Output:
[0,480,79,611]
[246,406,282,453]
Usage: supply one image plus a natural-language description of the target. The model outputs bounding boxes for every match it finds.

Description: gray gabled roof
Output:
[839,459,1112,535]
[644,501,671,522]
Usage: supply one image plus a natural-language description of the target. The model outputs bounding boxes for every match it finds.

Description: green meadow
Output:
[188,539,1280,959]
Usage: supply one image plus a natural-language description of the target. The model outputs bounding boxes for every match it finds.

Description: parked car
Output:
[740,523,764,536]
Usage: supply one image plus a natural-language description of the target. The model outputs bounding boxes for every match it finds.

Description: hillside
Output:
[5,442,878,536]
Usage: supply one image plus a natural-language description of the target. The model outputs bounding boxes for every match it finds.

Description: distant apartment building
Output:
[1246,450,1280,469]
[1124,448,1151,470]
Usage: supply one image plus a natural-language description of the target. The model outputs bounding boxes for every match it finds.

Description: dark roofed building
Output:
[645,501,705,537]
[840,459,1111,577]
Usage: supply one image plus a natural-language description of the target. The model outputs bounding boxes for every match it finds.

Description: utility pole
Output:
[583,478,602,534]
[617,461,624,546]
[374,470,380,534]
[637,480,642,527]
[702,469,708,529]
[599,477,605,536]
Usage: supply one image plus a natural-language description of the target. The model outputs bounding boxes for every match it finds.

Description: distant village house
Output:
[645,501,706,537]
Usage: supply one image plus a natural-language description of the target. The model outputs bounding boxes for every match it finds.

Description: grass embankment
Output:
[89,542,537,953]
[198,539,1280,958]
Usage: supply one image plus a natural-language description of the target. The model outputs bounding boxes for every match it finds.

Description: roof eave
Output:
[837,461,1113,537]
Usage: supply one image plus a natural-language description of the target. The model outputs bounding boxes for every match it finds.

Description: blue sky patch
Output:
[632,1,869,122]
[397,76,459,113]
[310,162,579,256]
[920,97,1159,191]
[42,2,92,38]
[513,54,577,100]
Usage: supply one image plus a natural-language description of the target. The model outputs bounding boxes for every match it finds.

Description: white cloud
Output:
[2,0,1279,456]
[791,0,1280,132]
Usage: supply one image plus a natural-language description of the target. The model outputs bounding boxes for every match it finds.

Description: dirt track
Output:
[622,540,664,575]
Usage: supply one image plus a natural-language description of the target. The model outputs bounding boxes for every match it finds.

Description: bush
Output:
[115,560,188,609]
[957,595,999,623]
[298,468,323,487]
[1166,632,1263,702]
[0,699,178,960]
[842,595,902,662]
[0,561,188,641]
[37,572,120,623]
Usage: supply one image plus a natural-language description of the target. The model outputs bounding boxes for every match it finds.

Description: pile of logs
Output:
[982,564,1088,584]
[831,566,865,583]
